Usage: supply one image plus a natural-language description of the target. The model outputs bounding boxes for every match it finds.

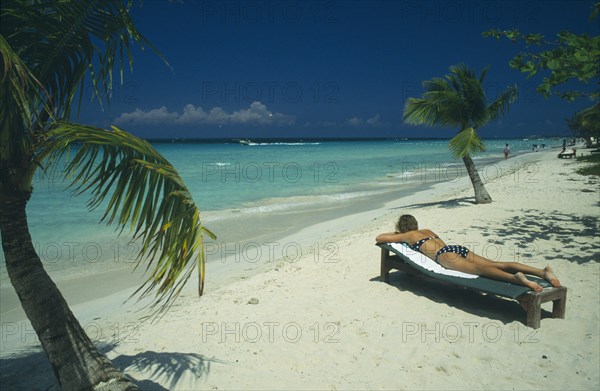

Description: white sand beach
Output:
[1,148,599,390]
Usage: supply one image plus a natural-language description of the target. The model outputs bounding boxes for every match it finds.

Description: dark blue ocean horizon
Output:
[144,136,565,144]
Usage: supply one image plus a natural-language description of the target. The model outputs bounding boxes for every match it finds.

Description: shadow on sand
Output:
[472,210,600,265]
[369,273,548,327]
[0,343,224,390]
[112,350,225,390]
[0,347,60,391]
[391,196,477,210]
[386,204,599,265]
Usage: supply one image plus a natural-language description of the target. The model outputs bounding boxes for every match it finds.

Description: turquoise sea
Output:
[0,137,557,282]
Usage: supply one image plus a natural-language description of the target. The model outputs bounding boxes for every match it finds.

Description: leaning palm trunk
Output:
[462,155,492,204]
[403,64,518,205]
[0,192,138,391]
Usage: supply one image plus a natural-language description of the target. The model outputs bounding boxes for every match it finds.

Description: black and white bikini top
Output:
[409,236,438,252]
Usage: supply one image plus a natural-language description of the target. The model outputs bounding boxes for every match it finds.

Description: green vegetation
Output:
[568,103,600,143]
[576,154,600,176]
[484,2,599,150]
[483,2,600,101]
[403,64,518,204]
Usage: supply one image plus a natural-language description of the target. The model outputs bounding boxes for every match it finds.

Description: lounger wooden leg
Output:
[524,294,542,329]
[380,248,390,283]
[552,290,567,319]
[519,287,567,329]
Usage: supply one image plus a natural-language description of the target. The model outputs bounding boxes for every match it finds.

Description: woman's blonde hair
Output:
[396,214,418,233]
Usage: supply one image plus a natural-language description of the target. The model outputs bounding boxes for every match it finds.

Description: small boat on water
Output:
[238,139,252,145]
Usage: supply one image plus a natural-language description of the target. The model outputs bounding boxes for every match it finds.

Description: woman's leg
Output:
[437,252,549,292]
[468,252,561,287]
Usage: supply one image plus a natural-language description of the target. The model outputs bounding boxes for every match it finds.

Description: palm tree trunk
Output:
[462,155,492,204]
[0,192,139,391]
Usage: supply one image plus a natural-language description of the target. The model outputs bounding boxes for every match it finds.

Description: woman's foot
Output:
[543,266,561,287]
[515,272,543,292]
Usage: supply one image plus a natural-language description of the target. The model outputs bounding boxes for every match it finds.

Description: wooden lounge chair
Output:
[558,152,575,159]
[558,148,577,158]
[378,243,567,329]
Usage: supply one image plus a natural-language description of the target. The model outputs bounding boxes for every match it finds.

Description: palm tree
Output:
[568,103,600,145]
[403,64,518,204]
[1,1,214,389]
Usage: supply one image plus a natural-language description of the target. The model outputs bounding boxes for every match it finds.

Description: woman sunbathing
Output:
[376,214,561,292]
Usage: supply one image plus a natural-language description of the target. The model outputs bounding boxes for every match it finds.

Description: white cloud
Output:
[366,114,381,126]
[114,102,295,126]
[230,101,295,125]
[345,113,382,127]
[115,106,178,125]
[346,117,363,126]
[176,104,229,124]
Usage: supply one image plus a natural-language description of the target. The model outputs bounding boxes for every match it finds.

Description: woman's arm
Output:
[376,231,411,244]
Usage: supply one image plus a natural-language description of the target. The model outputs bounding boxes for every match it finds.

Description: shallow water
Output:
[0,137,557,283]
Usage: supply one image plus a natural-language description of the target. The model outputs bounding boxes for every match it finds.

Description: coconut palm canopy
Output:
[1,0,214,313]
[572,103,600,138]
[2,1,216,388]
[403,64,518,157]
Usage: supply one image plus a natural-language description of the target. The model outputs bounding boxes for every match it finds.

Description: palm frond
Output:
[445,65,464,95]
[0,35,33,164]
[403,64,518,133]
[462,77,487,127]
[1,0,168,121]
[486,85,519,124]
[39,123,216,316]
[0,34,53,190]
[449,64,489,127]
[577,102,600,128]
[403,91,467,126]
[1,36,34,131]
[448,127,486,158]
[478,65,490,83]
[422,78,452,93]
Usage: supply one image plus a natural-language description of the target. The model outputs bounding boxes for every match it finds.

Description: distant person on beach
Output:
[503,144,510,159]
[376,214,561,292]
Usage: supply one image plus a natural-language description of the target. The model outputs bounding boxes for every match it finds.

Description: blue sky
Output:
[79,0,599,139]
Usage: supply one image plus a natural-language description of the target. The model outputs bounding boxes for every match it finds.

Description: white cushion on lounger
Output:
[390,242,478,279]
